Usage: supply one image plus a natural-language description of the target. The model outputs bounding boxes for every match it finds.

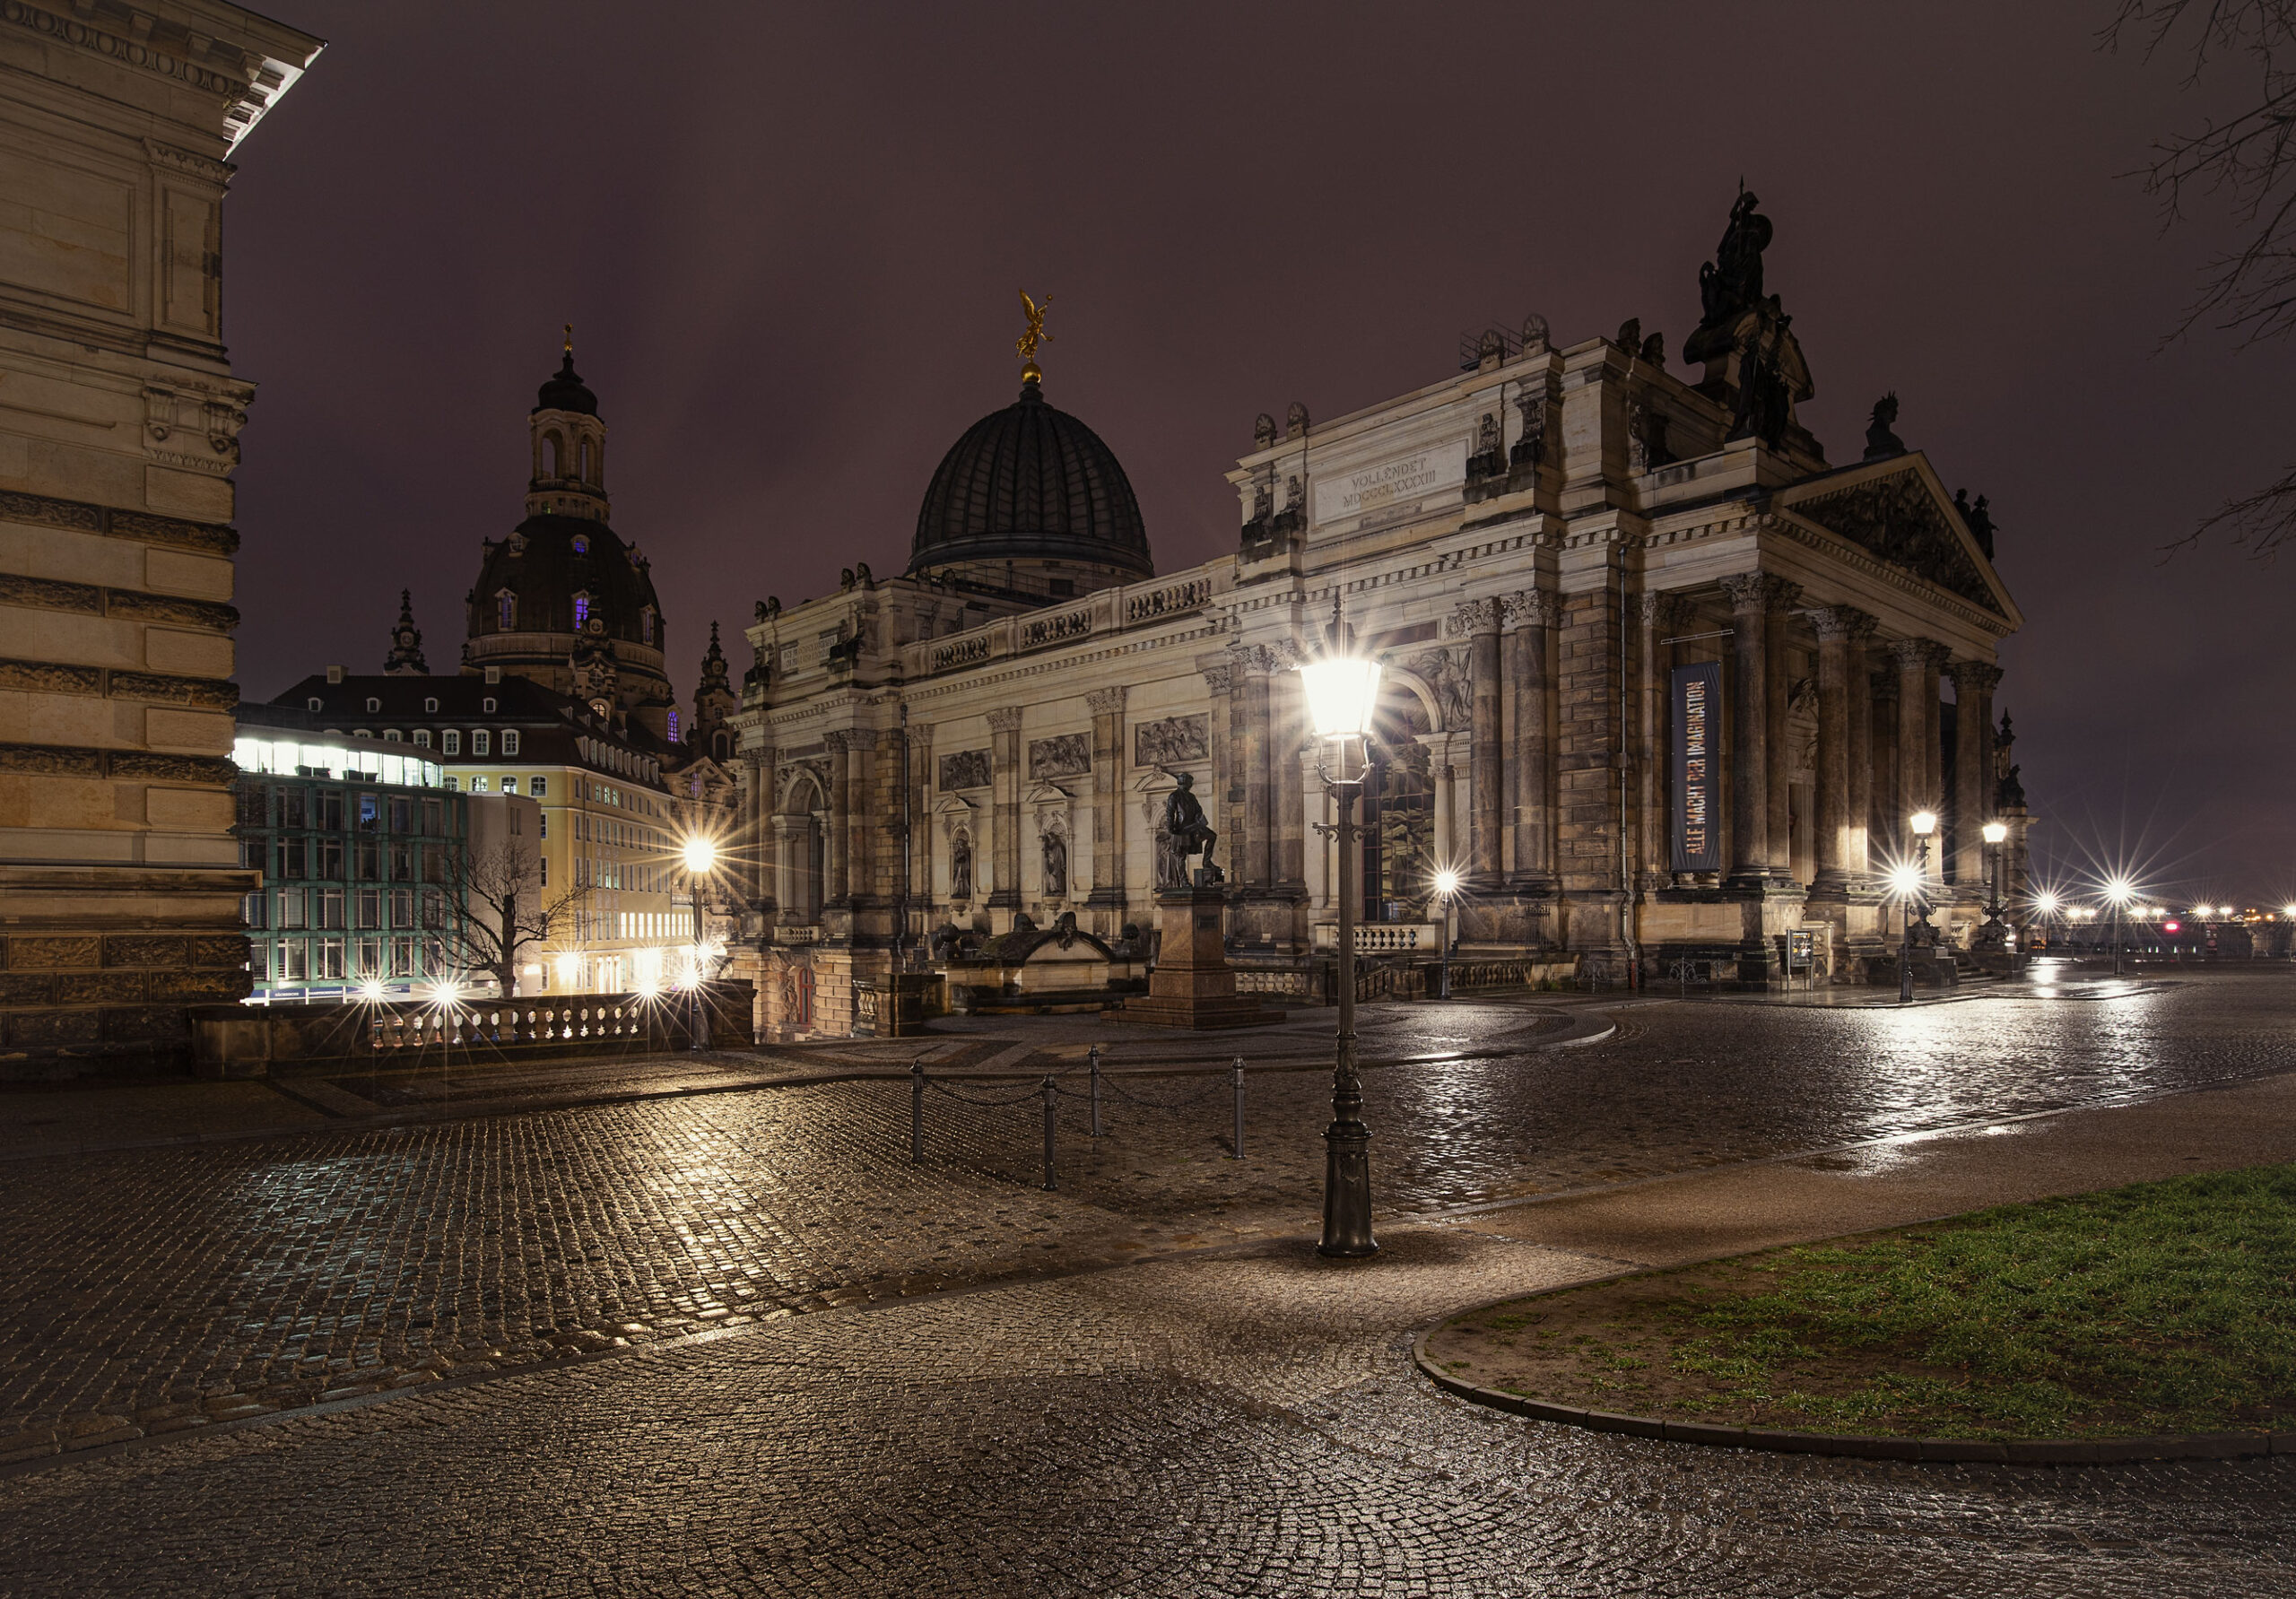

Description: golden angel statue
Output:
[1016,290,1053,380]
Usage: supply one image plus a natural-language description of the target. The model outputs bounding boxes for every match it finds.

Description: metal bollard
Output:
[909,1059,925,1163]
[1089,1044,1103,1138]
[1231,1056,1245,1160]
[1040,1073,1058,1191]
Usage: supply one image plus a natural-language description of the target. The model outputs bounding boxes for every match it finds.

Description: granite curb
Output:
[1410,1309,2292,1466]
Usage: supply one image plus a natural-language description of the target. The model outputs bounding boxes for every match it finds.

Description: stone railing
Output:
[1018,608,1093,650]
[776,924,823,945]
[1125,578,1211,625]
[1235,968,1313,998]
[930,635,991,673]
[188,981,756,1078]
[1312,922,1441,953]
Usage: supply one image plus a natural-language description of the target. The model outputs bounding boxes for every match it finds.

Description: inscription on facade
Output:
[1670,662,1722,873]
[937,749,991,790]
[1133,714,1208,767]
[1027,733,1091,780]
[1313,438,1468,523]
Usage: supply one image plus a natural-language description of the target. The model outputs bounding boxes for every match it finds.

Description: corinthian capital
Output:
[1086,687,1128,715]
[1719,572,1801,613]
[1201,663,1232,694]
[1228,641,1280,675]
[1948,658,2005,693]
[987,707,1024,732]
[1448,597,1503,636]
[1806,604,1877,641]
[1502,588,1561,630]
[1889,636,1948,670]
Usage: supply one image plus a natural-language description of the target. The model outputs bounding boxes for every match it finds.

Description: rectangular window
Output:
[356,887,382,929]
[317,937,345,980]
[441,730,462,756]
[280,787,307,828]
[280,838,307,879]
[390,887,413,928]
[317,838,344,879]
[237,785,267,827]
[422,845,443,883]
[318,791,344,830]
[358,794,380,830]
[413,729,431,748]
[318,889,345,930]
[422,887,444,928]
[538,811,548,839]
[392,936,419,978]
[472,729,491,757]
[443,776,458,792]
[387,796,410,832]
[356,838,379,880]
[241,891,267,930]
[278,888,306,929]
[539,856,548,888]
[356,937,384,978]
[531,777,546,798]
[389,843,412,881]
[240,837,264,871]
[279,940,309,981]
[502,777,517,794]
[422,799,442,835]
[502,730,520,757]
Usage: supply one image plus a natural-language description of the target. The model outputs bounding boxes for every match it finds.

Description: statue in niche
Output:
[949,830,973,900]
[1041,828,1067,899]
[1286,474,1303,509]
[1865,393,1905,459]
[1161,770,1221,885]
[1511,389,1546,468]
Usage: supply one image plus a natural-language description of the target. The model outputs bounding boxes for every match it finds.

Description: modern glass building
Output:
[231,706,469,1002]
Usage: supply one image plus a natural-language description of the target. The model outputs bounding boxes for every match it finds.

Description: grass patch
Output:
[1429,1164,2296,1440]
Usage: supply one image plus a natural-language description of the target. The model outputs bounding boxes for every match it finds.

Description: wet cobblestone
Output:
[0,1228,2282,1596]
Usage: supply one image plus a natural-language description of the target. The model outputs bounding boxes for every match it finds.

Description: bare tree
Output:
[2109,2,2296,553]
[425,837,588,1000]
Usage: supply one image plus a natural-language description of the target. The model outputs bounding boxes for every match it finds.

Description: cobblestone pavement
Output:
[0,974,2289,1486]
[0,1228,2284,1597]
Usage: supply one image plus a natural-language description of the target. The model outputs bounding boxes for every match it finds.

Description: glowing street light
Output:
[679,833,722,1053]
[1298,595,1382,1260]
[1431,867,1461,999]
[2105,877,2135,976]
[1979,818,2011,960]
[357,977,387,1004]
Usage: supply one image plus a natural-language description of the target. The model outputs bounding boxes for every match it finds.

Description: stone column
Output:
[987,707,1022,910]
[1808,606,1874,894]
[1761,580,1802,874]
[1638,592,1688,886]
[844,728,876,908]
[1273,663,1306,891]
[907,722,933,919]
[1869,668,1900,865]
[822,732,850,906]
[1459,599,1504,887]
[1892,639,1944,879]
[1202,661,1232,892]
[1949,660,2004,890]
[1234,644,1276,887]
[743,745,777,917]
[1086,687,1126,920]
[1719,574,1787,883]
[1843,617,1876,880]
[1504,588,1559,888]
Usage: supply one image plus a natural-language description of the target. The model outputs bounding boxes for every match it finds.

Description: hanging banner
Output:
[1671,662,1723,873]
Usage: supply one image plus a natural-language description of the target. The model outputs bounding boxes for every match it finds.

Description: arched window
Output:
[666,709,680,743]
[497,591,516,630]
[641,608,656,645]
[541,432,562,477]
[472,730,491,757]
[384,729,402,743]
[413,729,431,748]
[501,729,520,756]
[578,439,591,481]
[574,594,591,630]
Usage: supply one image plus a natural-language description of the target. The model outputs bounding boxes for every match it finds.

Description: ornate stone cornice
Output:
[0,1,323,151]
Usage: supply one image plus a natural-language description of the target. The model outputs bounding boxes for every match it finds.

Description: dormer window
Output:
[384,729,402,742]
[365,697,380,713]
[423,697,439,713]
[441,730,461,756]
[413,729,431,748]
[472,730,491,757]
[482,697,497,714]
[307,697,321,711]
[501,730,520,756]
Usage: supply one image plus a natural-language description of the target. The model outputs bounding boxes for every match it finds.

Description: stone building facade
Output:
[0,2,320,1071]
[725,201,2030,1037]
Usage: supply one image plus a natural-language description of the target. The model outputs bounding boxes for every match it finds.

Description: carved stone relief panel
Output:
[1027,732,1091,780]
[937,749,991,790]
[1133,714,1209,768]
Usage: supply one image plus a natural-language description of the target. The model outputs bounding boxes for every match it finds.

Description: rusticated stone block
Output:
[104,935,189,969]
[102,1006,189,1043]
[148,969,247,1004]
[6,1009,102,1047]
[0,973,53,1004]
[9,936,102,970]
[55,971,146,1004]
[189,934,248,969]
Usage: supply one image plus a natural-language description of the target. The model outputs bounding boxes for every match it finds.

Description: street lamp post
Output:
[2106,878,2133,978]
[1300,613,1383,1260]
[1897,810,1937,1004]
[682,835,719,1052]
[1432,868,1459,1000]
[1980,819,2009,960]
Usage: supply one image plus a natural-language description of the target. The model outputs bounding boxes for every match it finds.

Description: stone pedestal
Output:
[1121,888,1284,1029]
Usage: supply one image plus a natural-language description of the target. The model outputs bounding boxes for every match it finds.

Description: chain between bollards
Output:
[1088,1045,1103,1138]
[1230,1056,1245,1160]
[1040,1073,1058,1191]
[909,1059,924,1162]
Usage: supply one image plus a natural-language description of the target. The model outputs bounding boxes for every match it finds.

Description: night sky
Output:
[224,2,2283,901]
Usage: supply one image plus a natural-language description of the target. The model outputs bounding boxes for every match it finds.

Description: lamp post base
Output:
[1318,1121,1378,1257]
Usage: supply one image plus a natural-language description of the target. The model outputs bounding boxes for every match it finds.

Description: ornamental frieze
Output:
[1027,733,1091,780]
[1791,468,2000,613]
[1133,714,1208,767]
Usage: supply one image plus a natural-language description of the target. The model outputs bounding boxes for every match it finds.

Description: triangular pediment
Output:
[1776,454,2020,626]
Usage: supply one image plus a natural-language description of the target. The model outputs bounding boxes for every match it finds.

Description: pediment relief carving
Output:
[1786,466,2003,616]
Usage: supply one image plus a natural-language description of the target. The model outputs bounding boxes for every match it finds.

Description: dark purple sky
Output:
[227,2,2284,902]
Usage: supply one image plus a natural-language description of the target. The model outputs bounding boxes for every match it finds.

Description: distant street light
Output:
[1431,868,1461,999]
[2105,877,2135,977]
[681,833,720,1053]
[1980,819,2010,960]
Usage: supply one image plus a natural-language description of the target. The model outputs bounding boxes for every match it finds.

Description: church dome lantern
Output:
[908,293,1153,597]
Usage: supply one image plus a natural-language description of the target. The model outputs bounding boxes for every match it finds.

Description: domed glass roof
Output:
[909,378,1152,579]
